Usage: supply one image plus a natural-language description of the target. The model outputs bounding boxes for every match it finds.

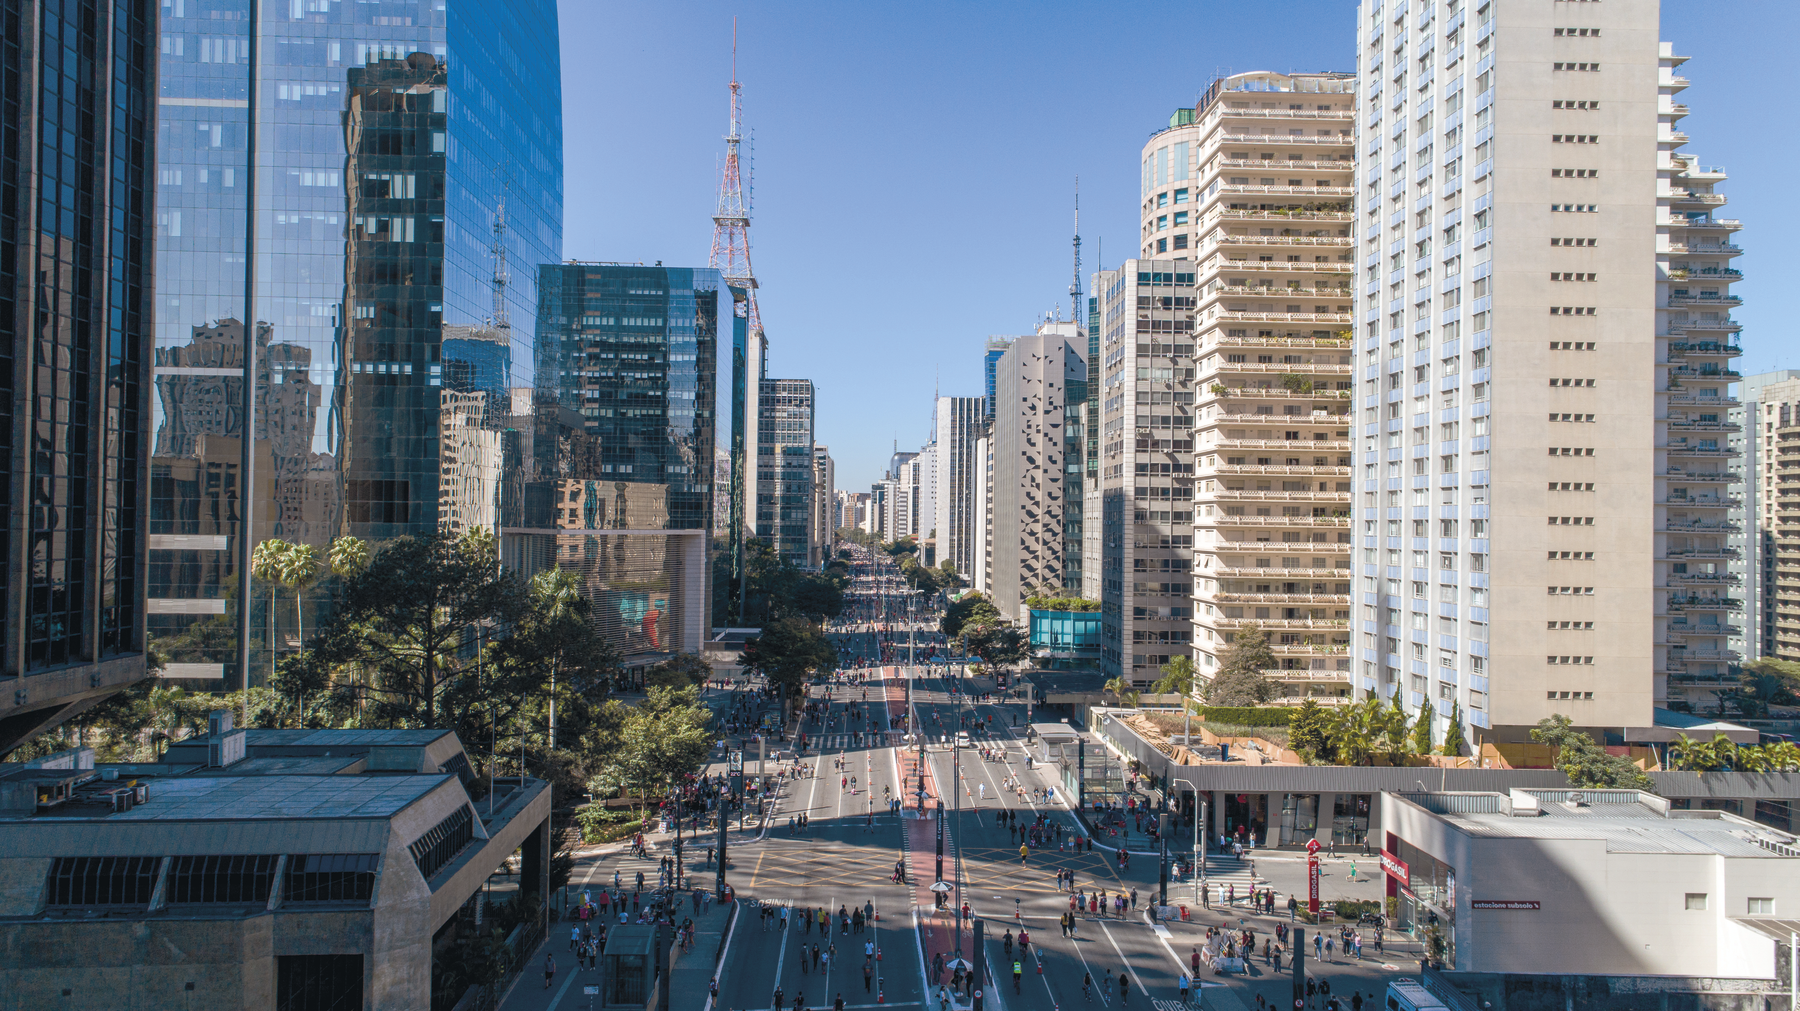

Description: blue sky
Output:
[558,1,1799,494]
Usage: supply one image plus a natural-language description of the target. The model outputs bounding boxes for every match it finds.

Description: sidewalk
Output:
[498,897,736,1011]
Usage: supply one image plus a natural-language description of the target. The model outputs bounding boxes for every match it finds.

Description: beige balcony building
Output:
[1101,71,1357,690]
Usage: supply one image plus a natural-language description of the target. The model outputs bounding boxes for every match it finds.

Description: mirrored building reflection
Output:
[507,264,737,661]
[149,0,562,686]
[0,0,157,755]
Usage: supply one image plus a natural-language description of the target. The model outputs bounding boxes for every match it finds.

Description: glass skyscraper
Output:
[0,0,157,754]
[758,378,815,568]
[148,0,562,685]
[523,263,742,656]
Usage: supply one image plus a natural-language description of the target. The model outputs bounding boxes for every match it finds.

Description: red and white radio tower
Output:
[709,19,762,336]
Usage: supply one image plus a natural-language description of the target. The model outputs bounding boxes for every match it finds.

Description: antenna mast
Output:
[709,19,761,335]
[490,193,510,334]
[1070,178,1082,327]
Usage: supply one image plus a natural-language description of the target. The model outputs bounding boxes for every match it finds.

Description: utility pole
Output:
[1292,928,1306,1011]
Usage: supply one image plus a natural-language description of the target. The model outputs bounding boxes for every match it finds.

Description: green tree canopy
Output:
[737,617,837,700]
[1531,714,1652,789]
[961,621,1030,671]
[1151,656,1196,698]
[1409,698,1436,756]
[1289,699,1334,763]
[1440,701,1467,757]
[942,593,1001,639]
[1204,625,1277,705]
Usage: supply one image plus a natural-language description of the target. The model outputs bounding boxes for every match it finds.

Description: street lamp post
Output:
[1172,776,1205,905]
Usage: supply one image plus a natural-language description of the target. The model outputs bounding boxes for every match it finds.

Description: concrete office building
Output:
[1735,373,1800,664]
[1136,71,1358,702]
[0,0,158,755]
[973,433,993,595]
[0,719,550,1011]
[988,331,1086,621]
[933,396,987,583]
[1083,295,1106,600]
[1380,788,1800,979]
[1350,0,1741,744]
[757,378,815,567]
[149,0,563,688]
[812,447,835,568]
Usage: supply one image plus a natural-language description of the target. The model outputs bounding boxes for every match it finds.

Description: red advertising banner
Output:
[1308,854,1320,914]
[1471,900,1540,910]
[1380,849,1409,888]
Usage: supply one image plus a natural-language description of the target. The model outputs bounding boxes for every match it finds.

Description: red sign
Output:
[1307,854,1320,914]
[1380,849,1409,888]
[1306,838,1321,855]
[1471,900,1540,910]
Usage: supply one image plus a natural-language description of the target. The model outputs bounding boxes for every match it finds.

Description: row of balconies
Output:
[1202,361,1346,376]
[1205,464,1347,478]
[1199,333,1351,350]
[1208,284,1352,300]
[1210,490,1348,503]
[1660,469,1741,483]
[1663,340,1742,358]
[1207,232,1353,248]
[1200,257,1350,275]
[1206,592,1346,606]
[1665,242,1741,256]
[1211,567,1349,579]
[1667,623,1743,639]
[1205,438,1353,452]
[1661,546,1740,560]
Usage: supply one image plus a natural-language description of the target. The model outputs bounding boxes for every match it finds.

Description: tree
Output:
[737,617,837,703]
[1203,667,1277,707]
[960,621,1029,671]
[644,652,712,690]
[1206,625,1277,705]
[1440,701,1467,757]
[942,593,1001,639]
[1103,677,1141,708]
[1152,656,1196,698]
[1736,658,1800,717]
[606,685,714,816]
[1289,699,1334,763]
[1380,697,1412,764]
[1530,715,1652,790]
[328,535,371,579]
[1409,698,1435,755]
[308,529,524,729]
[1324,696,1392,767]
[250,538,294,684]
[789,572,846,620]
[1668,732,1741,772]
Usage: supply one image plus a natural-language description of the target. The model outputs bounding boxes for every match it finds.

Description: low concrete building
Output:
[0,714,551,1010]
[1381,788,1800,979]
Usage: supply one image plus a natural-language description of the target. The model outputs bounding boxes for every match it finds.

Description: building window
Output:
[1749,897,1775,915]
[276,954,365,1011]
[168,854,280,904]
[1685,893,1708,911]
[409,805,476,881]
[285,854,381,904]
[45,856,160,907]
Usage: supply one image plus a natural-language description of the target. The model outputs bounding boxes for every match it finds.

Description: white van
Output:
[1385,979,1450,1011]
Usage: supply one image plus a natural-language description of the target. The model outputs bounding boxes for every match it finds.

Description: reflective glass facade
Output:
[149,0,562,685]
[0,0,156,753]
[517,263,730,654]
[758,378,814,567]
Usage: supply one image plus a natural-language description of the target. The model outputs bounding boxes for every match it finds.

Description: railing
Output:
[1201,333,1352,348]
[1218,107,1353,120]
[1208,439,1352,451]
[1212,617,1348,629]
[1213,207,1352,220]
[1214,311,1353,324]
[1210,234,1353,247]
[1211,490,1348,502]
[1211,592,1347,604]
[1206,514,1350,526]
[1209,285,1352,298]
[1199,257,1352,273]
[1207,465,1346,478]
[1218,185,1355,197]
[1204,361,1346,375]
[1222,133,1341,145]
[1213,567,1350,578]
[1423,966,1482,1011]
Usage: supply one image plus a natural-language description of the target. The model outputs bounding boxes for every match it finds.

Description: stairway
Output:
[1201,852,1267,906]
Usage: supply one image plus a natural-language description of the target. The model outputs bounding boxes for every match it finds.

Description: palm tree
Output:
[328,535,371,579]
[530,567,584,749]
[1669,732,1739,771]
[147,684,188,757]
[1103,676,1141,708]
[278,543,323,726]
[250,538,294,686]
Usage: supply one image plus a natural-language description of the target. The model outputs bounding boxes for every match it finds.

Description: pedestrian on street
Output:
[543,953,556,989]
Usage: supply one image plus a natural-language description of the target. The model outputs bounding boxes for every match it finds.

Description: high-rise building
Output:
[811,446,835,567]
[984,339,1014,421]
[149,1,563,687]
[1352,0,1740,741]
[1095,262,1201,685]
[1083,293,1105,600]
[932,396,986,583]
[758,378,815,566]
[1658,149,1746,710]
[0,0,157,754]
[1134,72,1358,700]
[988,331,1086,620]
[1737,372,1800,662]
[516,263,734,658]
[1776,420,1800,662]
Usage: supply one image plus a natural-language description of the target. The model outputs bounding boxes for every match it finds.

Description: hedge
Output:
[1195,706,1293,727]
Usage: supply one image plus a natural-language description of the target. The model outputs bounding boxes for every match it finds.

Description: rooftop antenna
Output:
[1070,177,1082,327]
[490,191,510,335]
[710,18,761,337]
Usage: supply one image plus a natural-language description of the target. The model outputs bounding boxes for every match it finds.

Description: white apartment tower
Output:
[1737,373,1800,664]
[989,332,1086,620]
[1352,0,1740,743]
[933,396,986,583]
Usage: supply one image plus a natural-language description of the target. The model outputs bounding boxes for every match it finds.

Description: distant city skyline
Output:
[557,0,1799,493]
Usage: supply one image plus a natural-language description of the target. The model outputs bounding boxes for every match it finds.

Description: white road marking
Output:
[1098,918,1149,995]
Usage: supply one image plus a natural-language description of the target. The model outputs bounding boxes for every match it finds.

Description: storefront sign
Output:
[1380,849,1409,888]
[1308,854,1320,914]
[1471,899,1540,910]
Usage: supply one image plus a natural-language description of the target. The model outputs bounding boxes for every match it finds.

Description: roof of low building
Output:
[1397,789,1800,858]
